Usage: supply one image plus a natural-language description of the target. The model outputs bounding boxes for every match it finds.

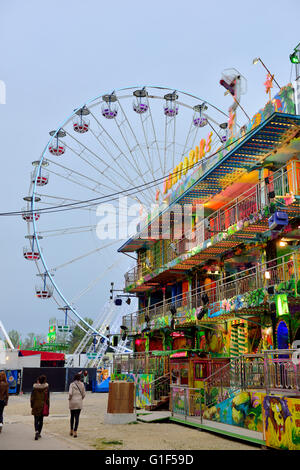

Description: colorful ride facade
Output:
[113,80,300,449]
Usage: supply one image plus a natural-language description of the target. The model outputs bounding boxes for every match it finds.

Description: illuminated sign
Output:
[276,294,290,316]
[163,131,213,194]
[170,351,188,358]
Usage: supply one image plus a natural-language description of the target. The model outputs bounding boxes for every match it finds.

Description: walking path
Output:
[0,420,89,450]
[0,393,258,451]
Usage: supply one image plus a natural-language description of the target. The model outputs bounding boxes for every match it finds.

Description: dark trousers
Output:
[34,415,44,433]
[0,400,5,424]
[70,409,81,431]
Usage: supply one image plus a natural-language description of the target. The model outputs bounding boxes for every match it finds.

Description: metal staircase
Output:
[144,373,171,411]
[66,300,132,368]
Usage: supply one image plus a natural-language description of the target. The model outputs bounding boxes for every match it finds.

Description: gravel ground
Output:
[2,392,259,451]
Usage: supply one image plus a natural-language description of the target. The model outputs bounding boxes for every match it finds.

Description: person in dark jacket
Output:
[0,371,9,433]
[30,375,50,440]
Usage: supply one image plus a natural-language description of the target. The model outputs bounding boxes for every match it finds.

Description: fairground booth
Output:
[113,76,300,450]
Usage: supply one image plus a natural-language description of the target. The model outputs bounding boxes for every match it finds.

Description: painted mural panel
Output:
[111,373,155,408]
[203,390,264,432]
[262,395,300,450]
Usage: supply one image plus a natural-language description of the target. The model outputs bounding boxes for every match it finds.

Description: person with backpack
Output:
[0,371,9,433]
[30,374,50,440]
[68,373,86,438]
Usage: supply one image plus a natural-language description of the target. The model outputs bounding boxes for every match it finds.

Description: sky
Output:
[0,0,299,339]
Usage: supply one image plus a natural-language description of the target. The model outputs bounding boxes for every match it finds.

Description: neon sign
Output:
[163,131,213,194]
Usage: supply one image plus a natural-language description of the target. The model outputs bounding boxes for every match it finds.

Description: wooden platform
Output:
[137,410,171,422]
[170,414,264,446]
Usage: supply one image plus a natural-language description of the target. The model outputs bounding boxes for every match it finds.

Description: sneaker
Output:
[70,430,73,436]
[0,424,2,433]
[35,432,39,440]
[73,431,77,438]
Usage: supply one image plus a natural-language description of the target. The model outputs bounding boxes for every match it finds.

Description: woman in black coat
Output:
[30,375,50,440]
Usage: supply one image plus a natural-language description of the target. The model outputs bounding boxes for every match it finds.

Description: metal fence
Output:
[112,352,170,376]
[264,349,300,395]
[170,351,300,424]
[122,252,299,333]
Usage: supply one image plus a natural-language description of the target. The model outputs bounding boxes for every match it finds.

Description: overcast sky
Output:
[0,0,299,340]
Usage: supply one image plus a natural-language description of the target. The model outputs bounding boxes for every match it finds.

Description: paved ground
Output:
[0,392,260,451]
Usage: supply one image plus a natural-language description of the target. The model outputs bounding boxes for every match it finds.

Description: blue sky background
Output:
[0,0,299,339]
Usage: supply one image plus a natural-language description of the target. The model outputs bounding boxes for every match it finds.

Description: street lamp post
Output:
[289,42,300,80]
[252,57,281,89]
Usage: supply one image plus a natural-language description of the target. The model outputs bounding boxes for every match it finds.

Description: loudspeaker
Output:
[113,336,118,347]
[197,307,208,320]
[268,191,275,199]
[268,211,289,231]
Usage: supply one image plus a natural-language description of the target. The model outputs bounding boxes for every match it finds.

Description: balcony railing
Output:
[113,351,170,376]
[124,160,299,288]
[122,252,299,333]
[171,351,300,424]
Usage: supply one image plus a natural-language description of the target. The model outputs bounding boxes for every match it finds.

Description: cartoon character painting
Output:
[263,396,298,450]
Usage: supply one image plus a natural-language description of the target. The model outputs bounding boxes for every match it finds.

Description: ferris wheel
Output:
[22,85,239,344]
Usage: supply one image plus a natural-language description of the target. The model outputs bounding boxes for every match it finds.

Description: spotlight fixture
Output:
[252,57,281,88]
[120,325,128,331]
[142,327,151,333]
[196,306,207,321]
[264,177,270,185]
[170,318,175,330]
[268,190,275,199]
[170,305,177,316]
[201,293,209,305]
[145,315,150,323]
[121,333,127,341]
[126,297,131,305]
[267,286,275,295]
[114,298,122,306]
[290,50,300,64]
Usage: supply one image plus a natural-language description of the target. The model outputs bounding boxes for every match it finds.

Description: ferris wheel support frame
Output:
[30,84,234,347]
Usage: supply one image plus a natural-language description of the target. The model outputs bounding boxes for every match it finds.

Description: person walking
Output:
[30,374,50,440]
[0,371,9,433]
[82,370,89,391]
[68,373,85,438]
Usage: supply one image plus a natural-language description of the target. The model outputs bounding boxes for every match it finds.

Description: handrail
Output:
[122,252,298,330]
[125,160,298,285]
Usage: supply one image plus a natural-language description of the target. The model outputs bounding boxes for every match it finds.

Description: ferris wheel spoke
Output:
[63,139,126,194]
[88,109,140,188]
[116,99,154,180]
[89,107,155,206]
[66,128,135,193]
[50,240,119,272]
[70,259,122,304]
[144,96,164,179]
[46,159,107,194]
[36,224,97,238]
[88,125,138,190]
[113,101,156,205]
